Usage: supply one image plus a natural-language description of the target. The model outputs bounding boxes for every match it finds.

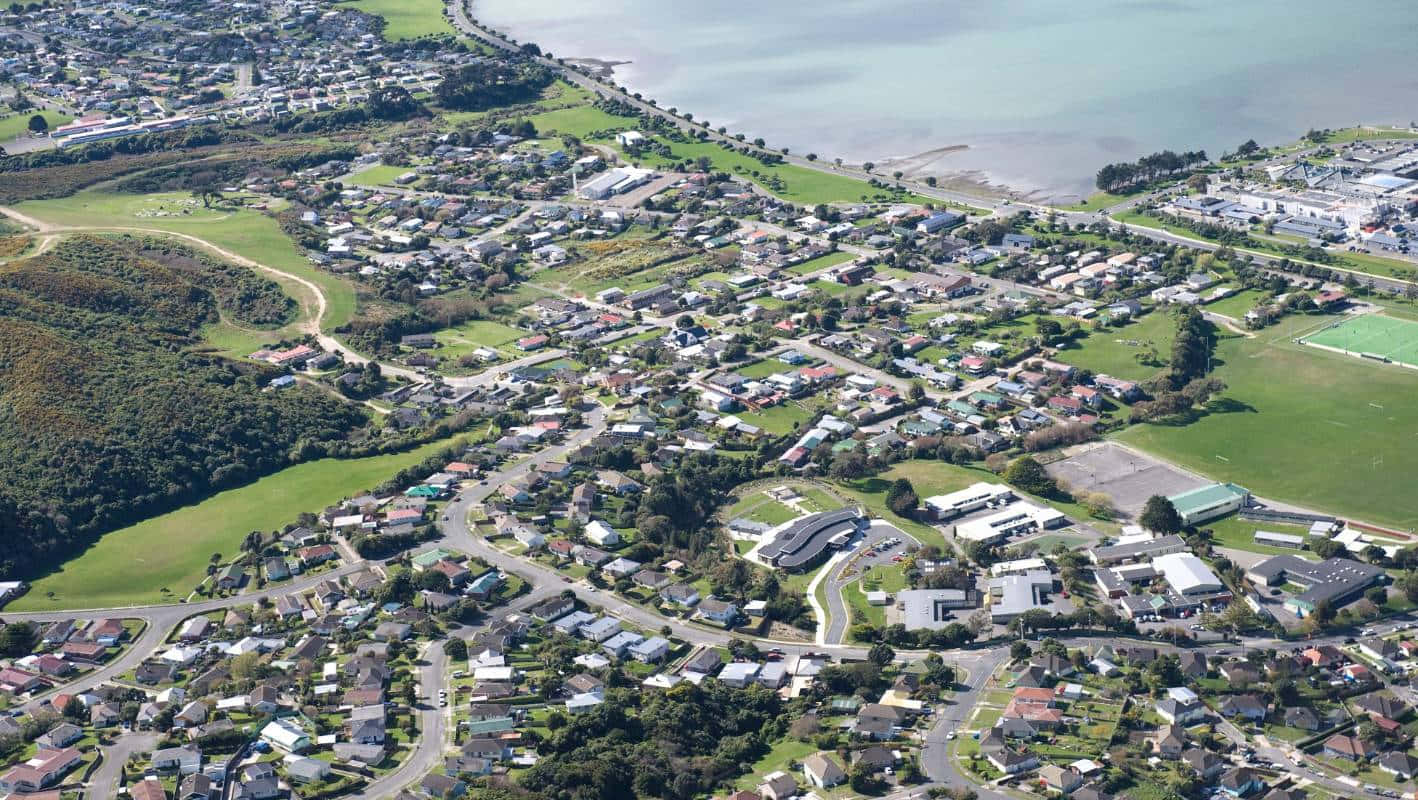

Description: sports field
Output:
[1302,314,1418,367]
[1117,314,1418,528]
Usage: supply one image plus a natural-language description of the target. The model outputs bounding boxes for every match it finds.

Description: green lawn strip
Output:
[17,190,359,329]
[843,579,885,629]
[1059,191,1134,212]
[346,164,413,188]
[0,110,73,141]
[1202,516,1319,561]
[1114,314,1418,528]
[14,436,466,610]
[340,0,454,39]
[787,250,856,276]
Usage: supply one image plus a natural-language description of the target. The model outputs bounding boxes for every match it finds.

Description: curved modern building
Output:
[759,507,863,572]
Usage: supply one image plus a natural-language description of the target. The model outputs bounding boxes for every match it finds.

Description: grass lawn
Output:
[0,110,72,141]
[521,104,640,140]
[1115,314,1418,527]
[844,580,885,628]
[1053,310,1178,382]
[13,436,466,610]
[734,738,817,790]
[1060,191,1133,212]
[347,164,412,188]
[737,402,816,436]
[1311,126,1418,144]
[787,250,856,275]
[737,359,796,379]
[431,319,528,359]
[17,190,359,330]
[341,0,454,39]
[1202,516,1318,560]
[1205,289,1270,320]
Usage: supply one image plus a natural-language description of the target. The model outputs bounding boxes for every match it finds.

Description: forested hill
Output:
[0,235,366,580]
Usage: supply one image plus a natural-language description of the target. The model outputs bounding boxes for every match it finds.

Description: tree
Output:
[1140,495,1183,534]
[442,638,467,660]
[366,86,425,120]
[868,642,895,666]
[885,478,918,517]
[1002,456,1058,498]
[1009,641,1032,661]
[26,113,47,133]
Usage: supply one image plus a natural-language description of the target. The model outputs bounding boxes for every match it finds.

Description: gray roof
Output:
[758,508,860,570]
[1246,555,1385,609]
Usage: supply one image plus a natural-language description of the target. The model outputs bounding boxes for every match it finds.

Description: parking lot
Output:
[1047,442,1206,518]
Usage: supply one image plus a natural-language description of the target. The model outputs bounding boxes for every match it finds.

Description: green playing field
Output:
[1303,314,1418,367]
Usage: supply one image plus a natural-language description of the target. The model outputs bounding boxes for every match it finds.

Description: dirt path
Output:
[0,206,439,383]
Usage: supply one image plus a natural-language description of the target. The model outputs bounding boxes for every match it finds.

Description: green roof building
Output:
[1165,483,1250,526]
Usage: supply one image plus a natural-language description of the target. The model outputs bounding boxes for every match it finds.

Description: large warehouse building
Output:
[1165,483,1250,526]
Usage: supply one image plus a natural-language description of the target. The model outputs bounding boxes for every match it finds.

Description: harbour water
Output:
[472,0,1418,199]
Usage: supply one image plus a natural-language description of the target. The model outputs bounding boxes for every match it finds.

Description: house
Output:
[1360,637,1400,663]
[131,778,168,800]
[1183,747,1225,780]
[1219,767,1265,797]
[697,598,738,624]
[585,520,621,547]
[286,757,331,785]
[1219,694,1267,723]
[36,723,82,750]
[1378,751,1418,781]
[1322,734,1376,761]
[801,752,846,789]
[151,745,202,774]
[1039,764,1084,794]
[987,748,1040,775]
[420,773,466,798]
[628,636,670,663]
[757,771,798,800]
[0,747,82,794]
[1156,691,1205,724]
[1152,724,1187,759]
[853,745,898,772]
[260,718,311,753]
[1284,706,1320,731]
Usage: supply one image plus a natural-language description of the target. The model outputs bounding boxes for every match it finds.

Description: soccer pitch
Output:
[1302,314,1418,367]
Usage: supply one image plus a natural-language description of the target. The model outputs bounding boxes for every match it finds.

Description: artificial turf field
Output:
[1301,313,1418,367]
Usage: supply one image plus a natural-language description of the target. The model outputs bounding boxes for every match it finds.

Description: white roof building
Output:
[1151,553,1223,595]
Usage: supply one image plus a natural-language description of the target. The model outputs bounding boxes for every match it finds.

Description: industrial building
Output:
[1245,555,1386,617]
[1089,534,1188,566]
[924,482,1014,520]
[898,589,976,630]
[953,502,1067,544]
[1152,553,1224,596]
[988,570,1054,622]
[1165,483,1250,526]
[759,508,862,572]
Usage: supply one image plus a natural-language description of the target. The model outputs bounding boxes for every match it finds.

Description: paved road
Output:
[360,643,449,799]
[89,730,161,800]
[822,521,917,645]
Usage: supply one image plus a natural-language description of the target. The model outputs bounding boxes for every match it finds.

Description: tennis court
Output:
[1302,314,1418,367]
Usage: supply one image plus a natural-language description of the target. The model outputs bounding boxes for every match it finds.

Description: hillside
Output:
[0,235,367,579]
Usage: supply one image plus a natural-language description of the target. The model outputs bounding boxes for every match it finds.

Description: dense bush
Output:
[0,236,368,579]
